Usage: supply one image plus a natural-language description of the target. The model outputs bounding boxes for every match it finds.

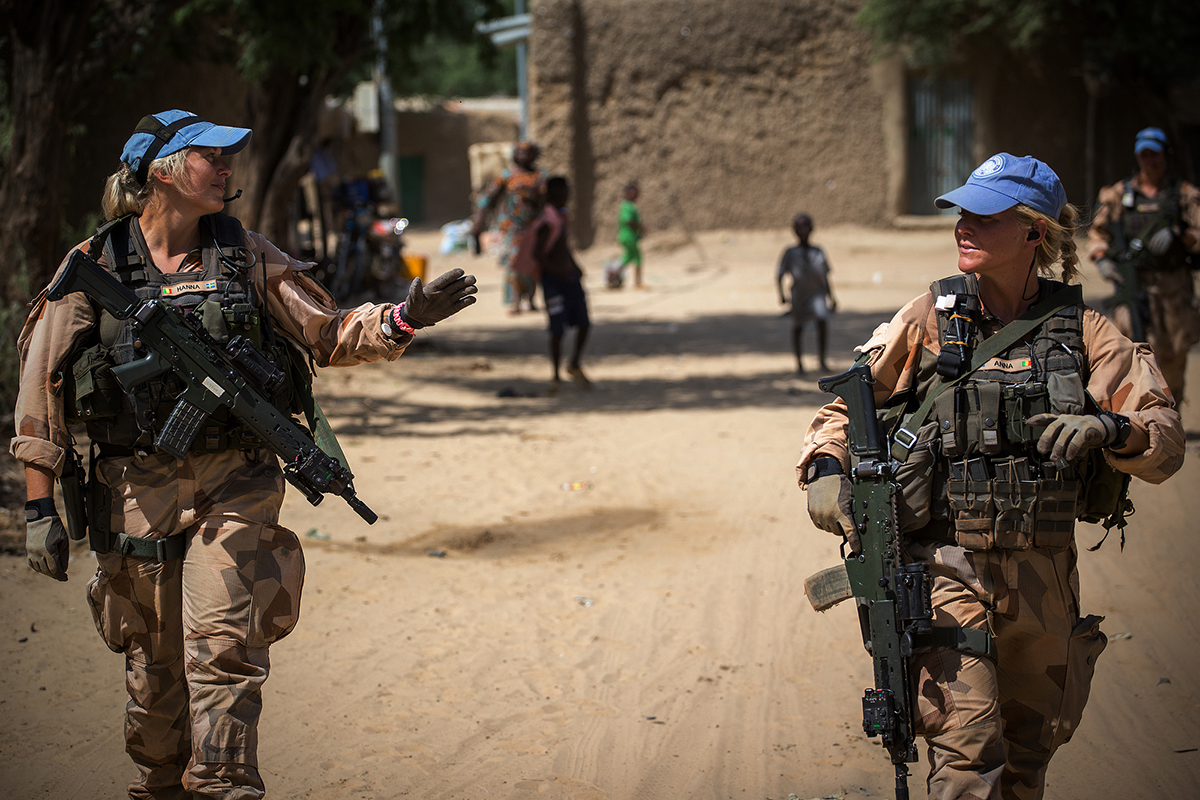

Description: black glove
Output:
[399,268,478,329]
[27,513,69,582]
[1146,227,1176,257]
[807,473,859,553]
[1027,413,1111,465]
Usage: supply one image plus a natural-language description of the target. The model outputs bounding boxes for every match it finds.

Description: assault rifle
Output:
[818,363,932,800]
[1101,185,1173,344]
[48,249,378,524]
[1107,233,1148,344]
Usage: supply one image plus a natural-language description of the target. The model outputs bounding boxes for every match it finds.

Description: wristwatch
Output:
[1098,410,1132,450]
[806,456,845,483]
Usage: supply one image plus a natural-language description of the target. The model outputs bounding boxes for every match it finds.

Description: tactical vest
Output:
[1115,177,1187,272]
[66,213,308,454]
[905,275,1093,551]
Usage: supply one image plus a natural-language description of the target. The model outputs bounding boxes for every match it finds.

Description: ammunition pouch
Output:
[941,456,1080,552]
[65,343,123,424]
[1076,448,1133,529]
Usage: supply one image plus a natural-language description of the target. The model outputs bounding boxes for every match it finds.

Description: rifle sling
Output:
[114,532,185,562]
[890,283,1083,463]
[305,395,351,472]
[914,626,995,662]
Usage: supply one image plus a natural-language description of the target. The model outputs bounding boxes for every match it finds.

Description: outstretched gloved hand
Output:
[1027,413,1110,465]
[808,473,859,553]
[27,515,69,581]
[399,268,478,328]
[1095,257,1122,284]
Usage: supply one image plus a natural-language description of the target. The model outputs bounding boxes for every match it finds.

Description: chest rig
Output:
[921,275,1090,551]
[69,213,304,453]
[1115,177,1187,272]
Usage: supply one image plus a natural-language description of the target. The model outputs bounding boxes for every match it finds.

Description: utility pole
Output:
[516,0,528,138]
[476,7,532,137]
[374,0,399,210]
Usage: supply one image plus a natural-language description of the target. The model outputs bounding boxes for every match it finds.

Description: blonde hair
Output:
[1014,202,1081,284]
[100,149,191,220]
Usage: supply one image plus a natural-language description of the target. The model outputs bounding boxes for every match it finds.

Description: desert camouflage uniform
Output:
[11,226,411,798]
[797,287,1184,800]
[1087,177,1200,403]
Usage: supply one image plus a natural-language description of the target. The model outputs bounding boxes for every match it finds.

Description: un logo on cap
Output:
[973,155,1005,178]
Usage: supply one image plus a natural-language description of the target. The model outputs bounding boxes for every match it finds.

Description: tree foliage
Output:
[0,0,502,412]
[857,0,1200,92]
[173,0,502,248]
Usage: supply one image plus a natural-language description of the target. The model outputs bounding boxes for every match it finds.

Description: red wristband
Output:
[391,304,416,336]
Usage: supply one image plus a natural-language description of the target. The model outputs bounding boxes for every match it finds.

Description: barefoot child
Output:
[776,213,836,374]
[517,175,592,393]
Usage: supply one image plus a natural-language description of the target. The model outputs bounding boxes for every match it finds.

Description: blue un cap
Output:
[935,153,1067,218]
[121,109,252,185]
[1134,127,1168,155]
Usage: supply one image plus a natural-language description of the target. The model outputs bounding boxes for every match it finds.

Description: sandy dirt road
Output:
[2,224,1198,799]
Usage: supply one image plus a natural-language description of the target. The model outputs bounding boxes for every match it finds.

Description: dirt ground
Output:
[2,224,1199,800]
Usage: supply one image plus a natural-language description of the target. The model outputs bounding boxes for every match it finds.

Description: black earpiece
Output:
[1027,229,1039,241]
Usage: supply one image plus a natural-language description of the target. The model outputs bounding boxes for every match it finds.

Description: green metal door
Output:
[399,155,424,223]
[908,78,974,214]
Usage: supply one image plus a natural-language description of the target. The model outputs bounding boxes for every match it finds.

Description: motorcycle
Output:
[327,177,410,302]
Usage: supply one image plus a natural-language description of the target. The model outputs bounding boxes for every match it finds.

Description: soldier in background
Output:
[1088,126,1200,403]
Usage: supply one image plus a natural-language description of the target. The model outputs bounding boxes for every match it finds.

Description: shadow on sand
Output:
[316,308,893,439]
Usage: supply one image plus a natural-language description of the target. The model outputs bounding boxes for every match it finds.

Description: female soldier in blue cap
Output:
[798,154,1183,799]
[13,110,477,798]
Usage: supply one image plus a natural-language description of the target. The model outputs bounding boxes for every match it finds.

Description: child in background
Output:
[518,175,592,394]
[617,181,644,288]
[776,213,836,375]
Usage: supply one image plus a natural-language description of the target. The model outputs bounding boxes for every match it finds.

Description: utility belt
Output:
[66,441,266,563]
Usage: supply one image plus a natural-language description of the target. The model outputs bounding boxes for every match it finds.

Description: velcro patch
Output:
[162,280,217,296]
[982,356,1032,371]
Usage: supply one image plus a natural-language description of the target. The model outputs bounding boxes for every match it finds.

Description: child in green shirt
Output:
[617,181,644,288]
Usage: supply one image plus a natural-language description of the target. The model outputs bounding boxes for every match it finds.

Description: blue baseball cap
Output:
[121,109,252,185]
[935,153,1067,217]
[1134,127,1168,155]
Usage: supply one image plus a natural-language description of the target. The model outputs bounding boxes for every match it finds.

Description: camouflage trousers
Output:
[905,541,1107,800]
[85,449,305,799]
[1113,267,1200,404]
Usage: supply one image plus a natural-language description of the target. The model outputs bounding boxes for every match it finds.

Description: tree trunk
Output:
[237,21,367,254]
[238,70,346,253]
[0,0,97,303]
